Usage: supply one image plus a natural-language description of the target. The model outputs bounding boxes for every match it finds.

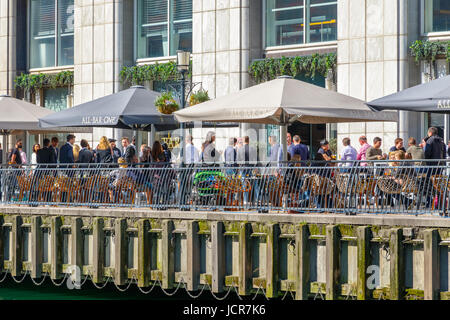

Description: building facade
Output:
[0,0,449,158]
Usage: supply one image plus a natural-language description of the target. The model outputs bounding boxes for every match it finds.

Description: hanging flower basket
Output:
[189,89,210,106]
[155,91,180,114]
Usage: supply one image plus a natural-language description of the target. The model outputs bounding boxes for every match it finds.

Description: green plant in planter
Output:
[189,89,210,106]
[155,91,180,114]
[248,53,337,84]
[409,40,450,63]
[14,71,74,94]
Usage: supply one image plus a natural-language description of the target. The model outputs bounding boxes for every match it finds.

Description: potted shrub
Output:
[155,91,179,114]
[189,89,210,106]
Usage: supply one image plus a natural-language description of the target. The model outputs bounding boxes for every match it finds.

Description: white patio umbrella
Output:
[174,77,397,160]
[0,95,91,164]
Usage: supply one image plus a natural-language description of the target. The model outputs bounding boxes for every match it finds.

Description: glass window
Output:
[265,0,336,47]
[137,0,192,59]
[424,0,450,33]
[29,0,74,69]
[43,87,69,112]
[58,0,75,66]
[308,0,337,43]
[266,0,304,47]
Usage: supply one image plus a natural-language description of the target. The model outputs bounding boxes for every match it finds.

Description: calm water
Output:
[0,277,205,300]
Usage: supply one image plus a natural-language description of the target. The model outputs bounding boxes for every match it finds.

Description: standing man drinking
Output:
[109,139,122,163]
[122,137,136,165]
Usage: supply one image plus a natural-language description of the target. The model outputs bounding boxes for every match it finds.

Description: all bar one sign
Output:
[81,116,118,125]
[437,100,450,109]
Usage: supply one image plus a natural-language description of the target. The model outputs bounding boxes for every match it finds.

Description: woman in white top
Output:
[201,131,222,163]
[31,144,40,165]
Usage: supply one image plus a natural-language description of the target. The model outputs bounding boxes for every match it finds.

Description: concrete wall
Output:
[2,206,450,300]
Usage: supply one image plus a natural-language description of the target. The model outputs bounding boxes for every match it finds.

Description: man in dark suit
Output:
[50,137,59,162]
[109,139,122,163]
[121,137,136,164]
[37,138,57,164]
[32,138,56,203]
[59,134,75,164]
[78,139,94,165]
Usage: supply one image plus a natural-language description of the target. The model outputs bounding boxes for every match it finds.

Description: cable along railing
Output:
[0,159,449,216]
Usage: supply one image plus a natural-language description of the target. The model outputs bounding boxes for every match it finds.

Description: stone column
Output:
[73,0,128,142]
[336,0,419,155]
[0,0,17,96]
[191,0,248,151]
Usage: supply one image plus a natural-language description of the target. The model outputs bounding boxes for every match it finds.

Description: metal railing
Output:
[1,160,450,216]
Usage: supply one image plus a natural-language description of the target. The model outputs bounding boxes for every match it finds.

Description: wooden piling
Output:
[266,223,280,298]
[114,218,127,285]
[211,221,225,293]
[92,217,104,283]
[137,219,150,287]
[326,225,340,300]
[161,220,174,289]
[295,224,310,300]
[186,220,200,291]
[30,216,42,279]
[424,229,439,300]
[239,222,251,296]
[389,228,404,300]
[356,226,370,300]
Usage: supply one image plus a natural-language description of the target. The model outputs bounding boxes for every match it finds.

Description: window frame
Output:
[134,0,193,61]
[263,0,337,49]
[421,0,450,37]
[27,0,75,71]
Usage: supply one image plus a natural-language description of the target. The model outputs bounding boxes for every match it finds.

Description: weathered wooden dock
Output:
[0,206,449,300]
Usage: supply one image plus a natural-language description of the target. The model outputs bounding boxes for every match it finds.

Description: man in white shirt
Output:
[268,135,280,163]
[224,137,237,165]
[183,134,199,164]
[340,137,357,167]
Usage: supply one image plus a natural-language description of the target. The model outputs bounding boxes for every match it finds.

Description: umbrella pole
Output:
[280,123,288,162]
[1,133,6,164]
[150,124,155,146]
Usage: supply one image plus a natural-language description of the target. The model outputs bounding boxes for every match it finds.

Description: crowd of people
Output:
[1,126,449,167]
[4,135,175,167]
[337,126,447,168]
[0,127,449,213]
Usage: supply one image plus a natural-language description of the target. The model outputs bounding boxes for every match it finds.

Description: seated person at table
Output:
[389,138,406,153]
[314,140,334,177]
[108,157,137,202]
[366,137,387,162]
[315,140,333,164]
[385,151,415,209]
